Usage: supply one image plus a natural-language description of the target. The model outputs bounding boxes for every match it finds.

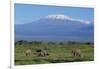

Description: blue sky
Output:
[15,3,94,24]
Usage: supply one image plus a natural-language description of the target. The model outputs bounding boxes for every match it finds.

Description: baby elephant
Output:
[72,48,82,58]
[36,49,49,57]
[25,48,32,56]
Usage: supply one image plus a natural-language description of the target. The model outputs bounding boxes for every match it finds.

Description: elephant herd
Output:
[25,48,49,57]
[25,48,82,58]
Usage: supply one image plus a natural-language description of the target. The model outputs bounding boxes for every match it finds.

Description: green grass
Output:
[15,43,94,65]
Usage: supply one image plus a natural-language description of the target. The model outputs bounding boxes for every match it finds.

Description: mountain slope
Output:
[15,14,94,42]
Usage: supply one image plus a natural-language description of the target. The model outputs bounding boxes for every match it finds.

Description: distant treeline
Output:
[15,40,94,46]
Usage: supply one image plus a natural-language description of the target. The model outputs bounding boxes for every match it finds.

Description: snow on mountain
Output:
[44,14,90,24]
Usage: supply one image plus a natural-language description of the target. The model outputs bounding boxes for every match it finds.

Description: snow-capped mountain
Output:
[15,14,94,42]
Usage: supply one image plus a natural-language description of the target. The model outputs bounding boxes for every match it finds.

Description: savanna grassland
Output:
[15,41,94,65]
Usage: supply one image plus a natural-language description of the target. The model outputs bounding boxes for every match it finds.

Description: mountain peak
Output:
[45,14,70,20]
[44,14,91,24]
